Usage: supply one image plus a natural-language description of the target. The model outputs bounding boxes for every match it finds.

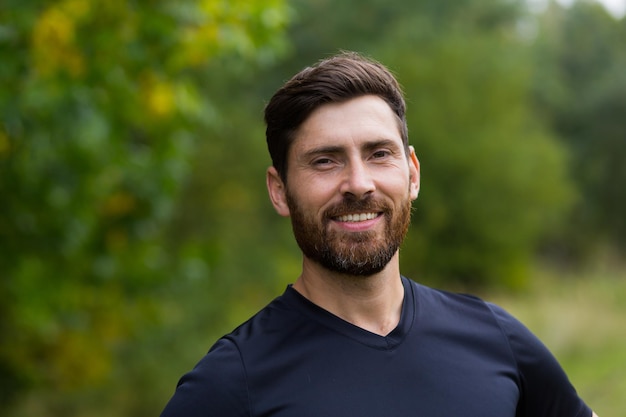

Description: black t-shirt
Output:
[161,276,591,417]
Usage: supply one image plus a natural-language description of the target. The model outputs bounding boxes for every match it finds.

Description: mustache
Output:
[324,195,389,219]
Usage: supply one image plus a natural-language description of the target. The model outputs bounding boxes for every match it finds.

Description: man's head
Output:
[265,52,419,276]
[265,51,408,184]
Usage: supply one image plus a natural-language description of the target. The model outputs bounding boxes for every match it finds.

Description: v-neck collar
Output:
[282,276,415,350]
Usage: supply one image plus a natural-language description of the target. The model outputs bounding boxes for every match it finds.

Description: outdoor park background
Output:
[1,0,625,415]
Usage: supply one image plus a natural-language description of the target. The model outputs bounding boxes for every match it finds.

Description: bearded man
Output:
[161,52,596,417]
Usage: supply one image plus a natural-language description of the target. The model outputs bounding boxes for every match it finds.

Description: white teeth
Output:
[337,213,378,222]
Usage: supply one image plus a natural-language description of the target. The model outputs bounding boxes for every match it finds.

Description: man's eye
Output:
[313,158,333,165]
[372,150,390,159]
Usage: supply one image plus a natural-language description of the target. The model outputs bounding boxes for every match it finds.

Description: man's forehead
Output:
[291,97,402,147]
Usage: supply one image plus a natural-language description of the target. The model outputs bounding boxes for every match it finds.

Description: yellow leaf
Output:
[31,4,85,77]
[143,76,176,117]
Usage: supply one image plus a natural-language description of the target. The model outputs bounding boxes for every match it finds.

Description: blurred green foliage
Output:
[1,0,624,415]
[532,0,626,258]
[0,0,289,414]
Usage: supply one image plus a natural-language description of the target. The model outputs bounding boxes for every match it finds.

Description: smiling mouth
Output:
[335,212,381,222]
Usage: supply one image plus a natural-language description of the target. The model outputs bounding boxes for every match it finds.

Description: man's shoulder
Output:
[220,286,306,348]
[405,277,489,310]
[404,277,510,331]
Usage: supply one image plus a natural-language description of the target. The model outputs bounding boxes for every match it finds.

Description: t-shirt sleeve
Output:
[160,338,249,417]
[487,303,591,417]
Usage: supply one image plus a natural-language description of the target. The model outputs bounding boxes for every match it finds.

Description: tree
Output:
[0,0,288,412]
[531,0,626,259]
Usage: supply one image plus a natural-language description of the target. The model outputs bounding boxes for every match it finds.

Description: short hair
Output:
[264,51,408,183]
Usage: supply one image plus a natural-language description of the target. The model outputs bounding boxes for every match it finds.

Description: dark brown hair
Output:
[264,51,408,183]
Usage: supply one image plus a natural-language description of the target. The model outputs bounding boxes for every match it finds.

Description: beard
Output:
[286,190,413,276]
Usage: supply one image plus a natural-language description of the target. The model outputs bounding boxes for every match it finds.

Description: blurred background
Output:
[1,0,625,415]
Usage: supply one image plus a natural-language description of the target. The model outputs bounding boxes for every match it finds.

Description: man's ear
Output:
[408,146,420,200]
[266,166,291,217]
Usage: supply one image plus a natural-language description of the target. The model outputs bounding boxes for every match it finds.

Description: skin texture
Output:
[266,95,420,336]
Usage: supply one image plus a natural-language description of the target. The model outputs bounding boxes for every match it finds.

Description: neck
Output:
[292,254,404,336]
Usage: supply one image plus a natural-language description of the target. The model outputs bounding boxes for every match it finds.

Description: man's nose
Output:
[339,160,375,199]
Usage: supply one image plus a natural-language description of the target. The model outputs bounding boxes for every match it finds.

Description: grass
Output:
[487,263,626,417]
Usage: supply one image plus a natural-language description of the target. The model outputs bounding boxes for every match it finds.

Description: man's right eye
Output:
[313,158,333,166]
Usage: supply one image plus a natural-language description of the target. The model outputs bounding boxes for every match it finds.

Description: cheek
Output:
[382,176,412,198]
[287,183,328,217]
[296,177,339,205]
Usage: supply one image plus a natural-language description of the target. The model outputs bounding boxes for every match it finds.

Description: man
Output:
[161,52,596,417]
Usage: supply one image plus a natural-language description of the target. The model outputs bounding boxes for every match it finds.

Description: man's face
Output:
[267,95,420,276]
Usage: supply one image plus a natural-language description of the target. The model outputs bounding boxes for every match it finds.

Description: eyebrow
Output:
[301,145,343,160]
[301,139,400,160]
